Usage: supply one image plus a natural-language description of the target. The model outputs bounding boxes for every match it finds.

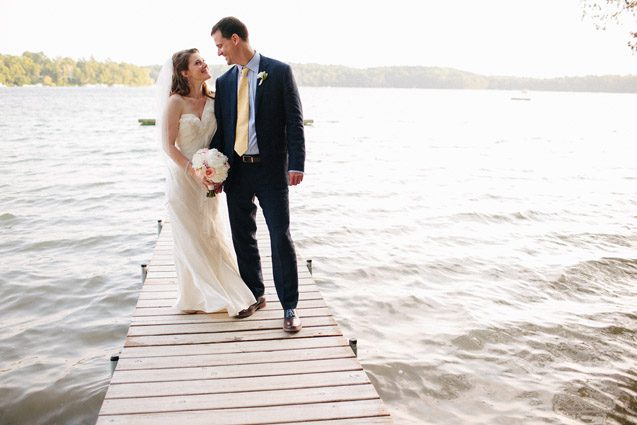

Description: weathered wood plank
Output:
[284,418,394,425]
[127,316,336,336]
[116,345,354,370]
[110,358,363,384]
[132,298,328,317]
[100,384,380,415]
[118,335,348,358]
[96,399,390,425]
[143,273,313,282]
[135,291,323,308]
[105,370,371,399]
[130,307,332,326]
[146,257,288,267]
[141,276,316,286]
[124,326,342,347]
[139,279,316,292]
[137,284,320,299]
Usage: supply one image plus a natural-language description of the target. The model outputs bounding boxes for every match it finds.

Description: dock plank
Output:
[116,345,354,370]
[132,298,329,317]
[100,384,380,415]
[118,335,349,358]
[127,316,337,336]
[130,307,332,325]
[110,358,363,384]
[105,370,371,399]
[97,399,390,425]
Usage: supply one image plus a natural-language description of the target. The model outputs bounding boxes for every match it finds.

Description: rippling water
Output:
[1,86,635,424]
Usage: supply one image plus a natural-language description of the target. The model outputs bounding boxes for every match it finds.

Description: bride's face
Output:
[186,54,212,82]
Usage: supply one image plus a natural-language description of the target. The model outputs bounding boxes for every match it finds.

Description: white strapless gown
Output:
[164,98,256,315]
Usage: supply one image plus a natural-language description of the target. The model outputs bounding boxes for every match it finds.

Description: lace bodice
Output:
[175,98,217,159]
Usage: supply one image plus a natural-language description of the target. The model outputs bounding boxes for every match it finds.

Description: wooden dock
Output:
[97,219,393,424]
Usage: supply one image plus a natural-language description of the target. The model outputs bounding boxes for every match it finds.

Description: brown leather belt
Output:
[241,155,261,163]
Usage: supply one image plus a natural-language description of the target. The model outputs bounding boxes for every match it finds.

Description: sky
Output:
[1,0,636,78]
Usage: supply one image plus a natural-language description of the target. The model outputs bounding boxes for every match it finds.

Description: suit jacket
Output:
[211,54,305,192]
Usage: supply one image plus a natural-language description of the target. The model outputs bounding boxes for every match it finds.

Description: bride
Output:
[157,48,256,316]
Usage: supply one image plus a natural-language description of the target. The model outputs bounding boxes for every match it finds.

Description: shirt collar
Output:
[239,51,261,74]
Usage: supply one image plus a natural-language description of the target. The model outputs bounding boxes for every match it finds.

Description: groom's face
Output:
[212,31,236,65]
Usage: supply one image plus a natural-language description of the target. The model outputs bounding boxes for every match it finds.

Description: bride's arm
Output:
[162,96,205,186]
[162,96,190,170]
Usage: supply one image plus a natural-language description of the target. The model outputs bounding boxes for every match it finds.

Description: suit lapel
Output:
[255,55,269,117]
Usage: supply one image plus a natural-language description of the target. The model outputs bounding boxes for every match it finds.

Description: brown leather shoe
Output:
[235,296,266,319]
[283,309,302,333]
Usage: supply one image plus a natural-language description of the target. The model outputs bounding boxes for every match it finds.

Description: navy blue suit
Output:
[211,55,305,310]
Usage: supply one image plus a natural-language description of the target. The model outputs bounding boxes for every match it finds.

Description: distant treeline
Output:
[0,52,152,86]
[3,52,637,93]
[291,64,637,93]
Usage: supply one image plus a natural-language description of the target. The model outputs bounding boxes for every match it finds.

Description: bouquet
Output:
[191,148,230,198]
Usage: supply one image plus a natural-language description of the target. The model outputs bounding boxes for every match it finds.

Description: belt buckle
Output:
[243,155,257,163]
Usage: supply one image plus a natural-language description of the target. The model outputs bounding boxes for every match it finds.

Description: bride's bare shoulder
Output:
[168,93,186,106]
[166,94,185,115]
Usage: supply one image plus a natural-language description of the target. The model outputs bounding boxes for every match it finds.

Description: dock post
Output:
[141,264,148,282]
[109,354,119,375]
[157,219,163,235]
[306,259,313,275]
[349,338,358,356]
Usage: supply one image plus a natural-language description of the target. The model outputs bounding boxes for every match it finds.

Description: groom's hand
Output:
[288,171,304,186]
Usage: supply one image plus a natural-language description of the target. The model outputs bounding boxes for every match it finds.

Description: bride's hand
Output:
[186,162,210,190]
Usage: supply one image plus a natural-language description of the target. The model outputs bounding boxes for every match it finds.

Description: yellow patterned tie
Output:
[234,67,249,156]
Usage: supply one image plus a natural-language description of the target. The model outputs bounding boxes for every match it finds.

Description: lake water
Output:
[0,86,635,425]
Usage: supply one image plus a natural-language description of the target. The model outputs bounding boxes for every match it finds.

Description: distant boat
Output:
[511,90,531,101]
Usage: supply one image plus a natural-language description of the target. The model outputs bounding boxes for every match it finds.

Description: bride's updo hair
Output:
[171,48,211,98]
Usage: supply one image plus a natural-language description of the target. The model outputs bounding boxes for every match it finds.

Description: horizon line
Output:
[2,51,636,79]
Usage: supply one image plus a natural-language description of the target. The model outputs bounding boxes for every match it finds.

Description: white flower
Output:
[257,71,268,86]
[192,149,208,169]
[211,169,227,183]
[206,149,226,166]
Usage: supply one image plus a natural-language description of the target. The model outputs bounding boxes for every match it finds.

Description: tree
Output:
[3,55,29,85]
[0,61,8,85]
[20,53,41,84]
[583,0,637,51]
[55,57,76,85]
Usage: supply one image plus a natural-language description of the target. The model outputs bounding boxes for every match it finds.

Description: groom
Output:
[210,17,305,332]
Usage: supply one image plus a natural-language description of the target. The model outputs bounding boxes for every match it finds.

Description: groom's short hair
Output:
[211,17,249,41]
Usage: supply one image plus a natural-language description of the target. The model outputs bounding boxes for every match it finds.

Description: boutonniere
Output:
[257,71,268,86]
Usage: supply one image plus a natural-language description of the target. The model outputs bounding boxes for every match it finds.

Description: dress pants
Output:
[225,160,299,310]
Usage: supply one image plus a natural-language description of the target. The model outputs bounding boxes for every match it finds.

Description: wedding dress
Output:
[164,97,256,315]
